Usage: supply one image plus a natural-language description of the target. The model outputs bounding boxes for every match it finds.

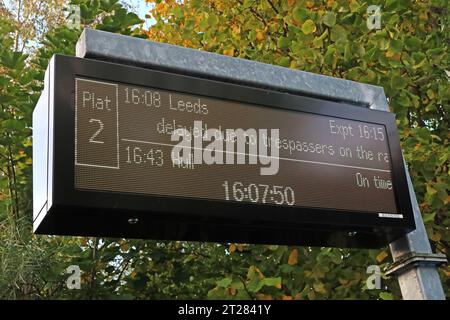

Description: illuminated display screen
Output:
[74,77,397,214]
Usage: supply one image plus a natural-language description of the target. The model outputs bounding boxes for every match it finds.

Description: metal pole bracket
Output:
[385,252,448,276]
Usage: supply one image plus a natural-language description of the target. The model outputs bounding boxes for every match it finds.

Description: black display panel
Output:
[75,78,397,214]
[33,55,415,248]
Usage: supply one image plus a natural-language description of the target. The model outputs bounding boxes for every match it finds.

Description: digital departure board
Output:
[33,55,415,248]
[75,78,397,214]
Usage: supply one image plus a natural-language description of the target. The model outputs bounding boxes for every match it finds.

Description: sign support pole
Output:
[372,99,447,300]
[75,28,447,300]
[384,164,447,299]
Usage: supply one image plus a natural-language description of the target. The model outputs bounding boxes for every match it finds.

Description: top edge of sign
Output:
[75,28,389,112]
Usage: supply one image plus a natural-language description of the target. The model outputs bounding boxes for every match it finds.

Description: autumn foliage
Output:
[0,0,448,299]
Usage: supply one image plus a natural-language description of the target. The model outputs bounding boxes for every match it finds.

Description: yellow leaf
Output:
[376,250,389,263]
[386,50,395,58]
[256,30,265,42]
[353,272,363,281]
[229,243,236,253]
[256,293,273,300]
[282,295,292,300]
[248,265,265,280]
[256,267,265,280]
[431,232,442,242]
[118,239,130,252]
[288,249,298,265]
[120,242,130,252]
[183,39,192,47]
[443,268,450,277]
[290,60,298,69]
[418,10,428,20]
[313,282,326,294]
[275,282,282,289]
[81,237,88,246]
[307,290,316,300]
[194,14,202,26]
[227,287,237,296]
[223,48,235,57]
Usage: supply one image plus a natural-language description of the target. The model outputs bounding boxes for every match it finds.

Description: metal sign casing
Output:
[33,55,415,248]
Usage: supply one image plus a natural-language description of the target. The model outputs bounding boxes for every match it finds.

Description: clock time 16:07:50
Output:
[222,181,295,206]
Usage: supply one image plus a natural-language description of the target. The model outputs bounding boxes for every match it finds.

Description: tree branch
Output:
[266,0,288,35]
[239,275,254,299]
[266,0,279,14]
[8,144,19,220]
[14,0,22,51]
[113,258,131,289]
[236,0,267,28]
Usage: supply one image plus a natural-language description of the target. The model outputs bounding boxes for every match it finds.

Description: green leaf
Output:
[301,20,316,35]
[389,39,402,53]
[207,14,219,26]
[293,6,308,22]
[405,36,421,51]
[389,59,403,68]
[1,51,28,70]
[247,276,264,293]
[263,277,281,287]
[278,56,291,67]
[124,13,143,28]
[396,93,411,107]
[330,24,347,42]
[422,212,436,223]
[230,280,244,290]
[216,277,233,288]
[426,89,435,100]
[277,37,290,49]
[207,287,228,299]
[323,12,336,27]
[99,0,121,12]
[313,282,326,294]
[280,264,294,273]
[1,119,25,131]
[426,184,437,196]
[434,183,448,202]
[379,292,394,300]
[417,127,431,141]
[412,52,426,67]
[344,43,351,61]
[391,74,407,89]
[173,6,183,18]
[349,0,362,12]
